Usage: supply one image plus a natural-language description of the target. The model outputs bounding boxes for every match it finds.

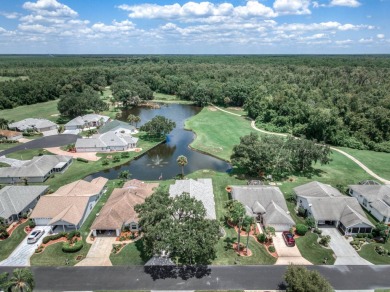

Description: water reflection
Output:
[85,103,230,181]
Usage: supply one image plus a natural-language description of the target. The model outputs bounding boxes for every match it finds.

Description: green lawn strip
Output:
[0,100,60,122]
[185,107,256,161]
[0,162,10,167]
[0,143,20,151]
[110,239,149,265]
[30,180,118,266]
[337,147,390,181]
[6,149,52,160]
[358,241,390,265]
[0,221,29,261]
[295,232,335,265]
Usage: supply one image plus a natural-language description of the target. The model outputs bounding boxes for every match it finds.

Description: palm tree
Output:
[176,155,188,178]
[134,116,141,128]
[118,170,131,181]
[225,200,245,252]
[243,215,254,254]
[6,268,35,292]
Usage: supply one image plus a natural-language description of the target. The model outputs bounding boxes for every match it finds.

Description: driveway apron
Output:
[76,237,115,266]
[273,232,311,265]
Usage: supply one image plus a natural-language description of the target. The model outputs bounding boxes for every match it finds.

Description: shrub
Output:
[319,235,331,247]
[268,245,275,253]
[113,156,121,163]
[67,230,77,241]
[305,216,316,229]
[257,233,266,243]
[42,232,67,244]
[0,225,9,239]
[28,219,36,228]
[313,228,322,235]
[76,157,88,163]
[298,206,306,217]
[295,224,308,236]
[101,159,109,166]
[356,233,364,238]
[375,245,388,256]
[367,233,373,239]
[121,152,130,158]
[62,240,83,253]
[21,213,28,219]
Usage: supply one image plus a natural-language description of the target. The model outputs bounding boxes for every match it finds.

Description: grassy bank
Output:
[295,232,335,265]
[153,92,194,104]
[30,180,118,266]
[0,221,29,261]
[0,100,60,122]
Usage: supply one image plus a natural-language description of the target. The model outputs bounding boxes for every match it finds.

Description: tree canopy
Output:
[140,115,176,138]
[231,133,331,176]
[284,265,333,292]
[134,188,220,265]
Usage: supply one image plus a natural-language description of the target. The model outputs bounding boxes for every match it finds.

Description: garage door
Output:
[271,224,292,232]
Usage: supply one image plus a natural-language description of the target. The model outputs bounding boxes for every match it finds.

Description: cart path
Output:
[212,105,390,185]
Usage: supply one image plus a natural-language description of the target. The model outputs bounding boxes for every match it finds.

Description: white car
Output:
[27,229,45,244]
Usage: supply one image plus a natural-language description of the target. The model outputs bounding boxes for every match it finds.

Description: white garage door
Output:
[270,224,292,232]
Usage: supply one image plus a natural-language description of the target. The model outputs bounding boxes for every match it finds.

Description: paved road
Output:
[0,265,389,291]
[0,226,51,266]
[0,134,79,156]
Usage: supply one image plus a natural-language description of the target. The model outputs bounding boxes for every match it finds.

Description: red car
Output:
[282,231,295,247]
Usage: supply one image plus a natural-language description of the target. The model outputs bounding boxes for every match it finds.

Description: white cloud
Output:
[23,0,78,17]
[329,0,361,7]
[359,38,373,43]
[377,34,385,39]
[273,0,311,15]
[92,20,135,33]
[0,11,21,19]
[18,23,56,33]
[118,1,277,20]
[334,39,353,45]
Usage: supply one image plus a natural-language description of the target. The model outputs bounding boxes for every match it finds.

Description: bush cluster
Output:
[62,239,83,253]
[319,235,331,247]
[76,157,88,163]
[295,224,308,236]
[42,232,67,244]
[66,230,80,241]
[257,233,266,243]
[268,245,275,253]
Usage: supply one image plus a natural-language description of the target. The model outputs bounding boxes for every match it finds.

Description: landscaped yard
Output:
[338,147,390,181]
[358,241,390,264]
[30,180,119,266]
[0,221,29,262]
[110,239,148,265]
[295,232,336,265]
[0,99,60,122]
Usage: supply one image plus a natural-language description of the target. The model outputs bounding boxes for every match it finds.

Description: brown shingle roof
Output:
[91,180,158,230]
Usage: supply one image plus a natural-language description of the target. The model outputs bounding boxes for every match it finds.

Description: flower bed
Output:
[112,243,127,254]
[116,231,140,241]
[233,243,252,257]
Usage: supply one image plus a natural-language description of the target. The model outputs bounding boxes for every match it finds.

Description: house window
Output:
[352,227,359,233]
[130,223,138,231]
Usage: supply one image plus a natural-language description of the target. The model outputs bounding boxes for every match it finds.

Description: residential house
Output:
[91,179,158,236]
[294,181,374,235]
[230,185,295,231]
[75,131,138,152]
[349,184,390,224]
[8,118,57,133]
[169,178,216,219]
[64,114,110,132]
[99,120,138,135]
[0,129,23,141]
[0,185,48,224]
[30,177,108,231]
[0,155,72,184]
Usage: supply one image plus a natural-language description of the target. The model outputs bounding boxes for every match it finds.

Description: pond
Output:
[85,103,231,181]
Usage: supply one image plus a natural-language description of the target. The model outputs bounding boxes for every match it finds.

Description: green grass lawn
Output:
[185,107,256,161]
[0,221,29,262]
[110,239,149,265]
[30,180,118,266]
[0,162,10,167]
[6,149,52,160]
[295,232,336,265]
[358,241,390,265]
[338,147,390,181]
[0,143,20,151]
[153,92,194,104]
[0,100,60,122]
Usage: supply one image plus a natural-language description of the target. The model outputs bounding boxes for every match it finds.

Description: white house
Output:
[75,131,138,153]
[294,181,374,235]
[98,120,138,135]
[349,184,390,224]
[30,177,108,231]
[0,155,72,184]
[8,118,57,133]
[64,114,110,132]
[230,185,295,231]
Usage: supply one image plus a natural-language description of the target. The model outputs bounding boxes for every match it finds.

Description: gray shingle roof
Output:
[349,185,390,218]
[0,185,48,219]
[340,205,373,228]
[9,118,57,131]
[65,114,109,127]
[75,132,138,149]
[0,155,72,178]
[99,120,136,134]
[293,181,343,198]
[231,185,294,226]
[169,179,216,219]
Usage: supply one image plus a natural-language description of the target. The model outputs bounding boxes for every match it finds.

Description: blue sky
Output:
[0,0,389,54]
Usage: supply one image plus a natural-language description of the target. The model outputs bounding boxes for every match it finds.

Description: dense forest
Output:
[0,55,389,152]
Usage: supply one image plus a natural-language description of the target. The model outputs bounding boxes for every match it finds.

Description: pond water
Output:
[85,103,231,181]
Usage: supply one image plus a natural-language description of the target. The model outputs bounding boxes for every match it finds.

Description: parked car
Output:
[27,229,45,244]
[282,231,295,247]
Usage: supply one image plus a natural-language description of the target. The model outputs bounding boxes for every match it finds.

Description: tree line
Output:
[1,55,389,151]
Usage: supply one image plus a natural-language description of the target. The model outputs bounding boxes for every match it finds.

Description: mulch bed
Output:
[5,219,27,237]
[36,236,82,253]
[233,243,252,257]
[264,242,278,258]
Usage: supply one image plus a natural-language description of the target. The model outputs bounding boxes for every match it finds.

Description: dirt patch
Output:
[208,106,217,111]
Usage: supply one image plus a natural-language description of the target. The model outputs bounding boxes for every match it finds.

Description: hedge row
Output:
[42,232,67,244]
[76,157,89,163]
[62,240,83,253]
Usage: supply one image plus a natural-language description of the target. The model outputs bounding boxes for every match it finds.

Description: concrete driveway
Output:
[0,226,52,266]
[273,232,311,265]
[320,228,372,265]
[76,237,115,266]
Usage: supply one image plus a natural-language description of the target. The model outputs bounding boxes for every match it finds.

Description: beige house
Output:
[91,179,158,236]
[31,177,108,231]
